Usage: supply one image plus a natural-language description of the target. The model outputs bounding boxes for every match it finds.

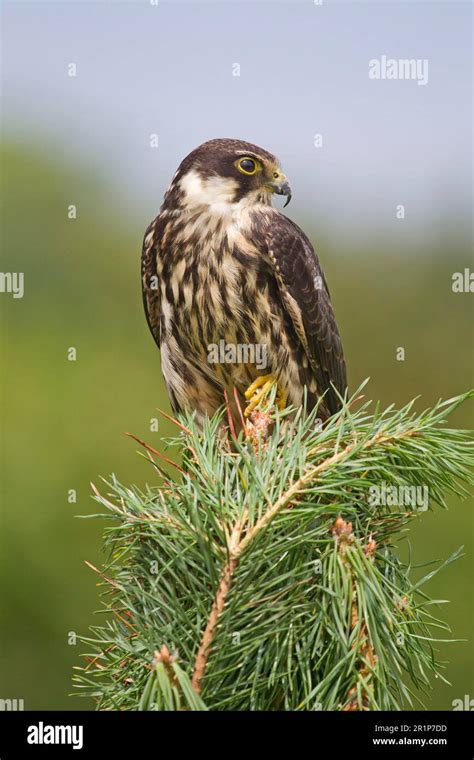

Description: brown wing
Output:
[141,219,161,349]
[262,212,347,415]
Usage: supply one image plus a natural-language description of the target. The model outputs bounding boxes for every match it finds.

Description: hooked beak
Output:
[266,176,292,207]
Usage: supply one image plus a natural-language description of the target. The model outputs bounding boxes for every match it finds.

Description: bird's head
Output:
[165,138,292,212]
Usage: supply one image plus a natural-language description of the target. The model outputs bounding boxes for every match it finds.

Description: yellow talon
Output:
[276,388,287,411]
[245,380,273,416]
[244,374,287,417]
[244,374,273,400]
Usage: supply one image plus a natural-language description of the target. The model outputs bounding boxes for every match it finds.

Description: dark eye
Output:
[237,157,258,175]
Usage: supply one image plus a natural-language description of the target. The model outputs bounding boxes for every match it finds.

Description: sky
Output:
[2,0,472,245]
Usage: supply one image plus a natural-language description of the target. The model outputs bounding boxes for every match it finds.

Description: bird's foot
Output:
[244,374,287,417]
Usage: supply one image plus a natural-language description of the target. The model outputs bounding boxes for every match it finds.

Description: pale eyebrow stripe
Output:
[233,150,264,160]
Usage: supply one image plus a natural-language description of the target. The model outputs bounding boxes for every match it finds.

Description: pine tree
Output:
[74,384,473,711]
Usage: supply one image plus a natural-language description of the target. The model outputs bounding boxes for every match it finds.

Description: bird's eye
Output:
[237,157,258,175]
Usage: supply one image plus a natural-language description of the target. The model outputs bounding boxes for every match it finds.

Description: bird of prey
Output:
[142,138,346,426]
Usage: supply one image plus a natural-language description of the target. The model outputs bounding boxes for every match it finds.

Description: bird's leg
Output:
[244,374,287,417]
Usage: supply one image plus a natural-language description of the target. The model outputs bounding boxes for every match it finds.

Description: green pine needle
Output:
[73,384,473,711]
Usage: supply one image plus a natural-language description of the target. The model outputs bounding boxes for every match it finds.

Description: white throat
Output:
[179,169,271,216]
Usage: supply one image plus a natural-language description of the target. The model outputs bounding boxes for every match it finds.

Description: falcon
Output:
[142,138,346,426]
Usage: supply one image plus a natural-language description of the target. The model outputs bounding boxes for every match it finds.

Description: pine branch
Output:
[74,385,473,711]
[192,513,246,694]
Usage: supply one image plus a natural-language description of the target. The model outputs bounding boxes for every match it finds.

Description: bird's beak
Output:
[266,176,292,207]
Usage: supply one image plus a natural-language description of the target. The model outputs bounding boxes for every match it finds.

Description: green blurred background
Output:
[0,0,472,710]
